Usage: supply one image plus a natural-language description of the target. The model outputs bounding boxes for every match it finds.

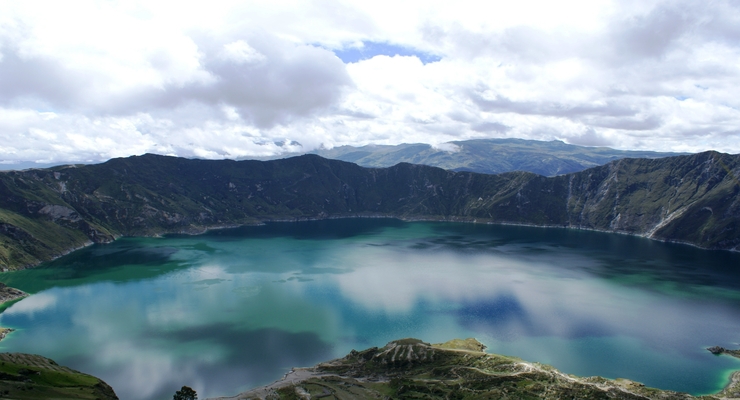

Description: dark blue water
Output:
[1,219,739,399]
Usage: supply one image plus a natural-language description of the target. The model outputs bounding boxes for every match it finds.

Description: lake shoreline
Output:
[170,214,740,254]
[725,371,740,393]
[1,213,737,273]
[0,327,14,342]
[709,349,740,397]
[0,282,27,305]
[0,283,27,343]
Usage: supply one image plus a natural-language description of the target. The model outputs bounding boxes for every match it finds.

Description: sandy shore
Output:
[719,370,740,399]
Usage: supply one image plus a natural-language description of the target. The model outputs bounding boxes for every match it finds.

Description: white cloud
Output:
[1,0,740,164]
[220,40,266,65]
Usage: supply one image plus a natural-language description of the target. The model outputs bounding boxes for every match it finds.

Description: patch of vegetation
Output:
[240,338,735,400]
[0,353,118,399]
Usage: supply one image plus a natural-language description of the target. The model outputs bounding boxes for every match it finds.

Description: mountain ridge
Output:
[305,138,688,176]
[0,151,738,271]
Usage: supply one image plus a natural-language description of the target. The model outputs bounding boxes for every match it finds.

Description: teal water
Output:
[1,219,740,399]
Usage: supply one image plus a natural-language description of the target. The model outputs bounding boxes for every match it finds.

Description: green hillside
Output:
[226,338,740,400]
[0,151,738,271]
[0,353,118,399]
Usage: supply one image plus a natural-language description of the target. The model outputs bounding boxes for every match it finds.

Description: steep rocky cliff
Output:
[0,151,738,270]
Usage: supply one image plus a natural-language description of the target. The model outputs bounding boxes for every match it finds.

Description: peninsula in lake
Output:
[220,338,740,400]
[0,151,738,271]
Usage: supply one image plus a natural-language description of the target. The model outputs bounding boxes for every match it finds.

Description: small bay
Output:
[1,219,739,399]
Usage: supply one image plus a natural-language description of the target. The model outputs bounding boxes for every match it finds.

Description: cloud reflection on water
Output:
[325,239,740,358]
[3,292,57,316]
[1,269,336,399]
[1,220,740,398]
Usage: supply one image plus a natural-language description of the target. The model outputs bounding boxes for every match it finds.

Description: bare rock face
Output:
[38,204,81,221]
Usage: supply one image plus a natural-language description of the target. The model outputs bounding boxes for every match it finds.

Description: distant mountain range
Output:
[0,150,738,271]
[0,139,685,175]
[304,138,686,176]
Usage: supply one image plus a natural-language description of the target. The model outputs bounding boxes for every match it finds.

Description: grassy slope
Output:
[0,353,118,399]
[0,152,737,271]
[560,152,740,245]
[233,338,736,400]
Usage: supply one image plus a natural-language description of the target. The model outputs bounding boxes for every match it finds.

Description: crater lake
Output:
[1,219,739,399]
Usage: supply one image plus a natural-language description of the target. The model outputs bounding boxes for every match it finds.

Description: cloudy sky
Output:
[1,0,739,164]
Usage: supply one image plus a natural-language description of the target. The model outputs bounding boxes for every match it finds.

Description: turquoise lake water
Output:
[1,219,740,399]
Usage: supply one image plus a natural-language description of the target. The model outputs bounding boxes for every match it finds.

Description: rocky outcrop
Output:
[0,328,13,342]
[0,283,26,343]
[708,346,740,358]
[215,338,740,400]
[0,283,26,304]
[38,204,81,221]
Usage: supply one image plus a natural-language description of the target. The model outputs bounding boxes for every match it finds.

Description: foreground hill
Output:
[217,338,740,400]
[0,151,738,270]
[308,138,684,176]
[0,353,118,399]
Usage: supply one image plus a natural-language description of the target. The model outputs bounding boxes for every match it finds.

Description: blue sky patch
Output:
[334,41,442,64]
